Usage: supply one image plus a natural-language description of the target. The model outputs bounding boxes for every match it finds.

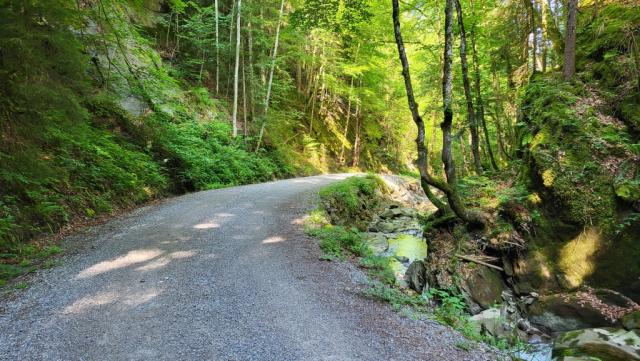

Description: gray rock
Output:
[552,328,640,361]
[463,266,505,310]
[528,293,620,333]
[469,308,515,339]
[405,260,428,293]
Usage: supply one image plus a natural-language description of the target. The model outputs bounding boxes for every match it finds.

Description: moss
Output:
[318,175,386,230]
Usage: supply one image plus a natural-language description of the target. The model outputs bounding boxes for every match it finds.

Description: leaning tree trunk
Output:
[563,0,578,81]
[231,0,242,137]
[392,0,485,221]
[454,0,483,175]
[256,0,286,151]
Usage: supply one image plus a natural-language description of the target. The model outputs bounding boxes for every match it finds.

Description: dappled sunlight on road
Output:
[193,222,220,229]
[76,249,164,279]
[63,289,160,315]
[262,236,286,244]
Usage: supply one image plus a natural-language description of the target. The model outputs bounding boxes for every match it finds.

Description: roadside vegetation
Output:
[306,176,527,355]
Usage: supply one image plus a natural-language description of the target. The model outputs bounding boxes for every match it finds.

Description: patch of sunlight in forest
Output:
[558,227,601,288]
[542,169,556,187]
[76,249,163,279]
[262,236,286,244]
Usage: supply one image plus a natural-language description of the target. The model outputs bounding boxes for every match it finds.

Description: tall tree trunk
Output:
[339,76,355,165]
[351,99,361,168]
[256,0,286,151]
[215,0,219,94]
[563,0,578,81]
[242,52,248,137]
[393,0,485,222]
[527,0,537,73]
[471,28,498,170]
[454,0,482,175]
[247,21,255,118]
[231,0,242,137]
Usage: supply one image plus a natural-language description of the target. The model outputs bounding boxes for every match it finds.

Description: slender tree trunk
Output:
[242,52,248,137]
[215,0,219,94]
[393,0,482,218]
[339,76,355,165]
[454,0,482,175]
[231,0,242,137]
[459,131,470,176]
[471,28,498,170]
[351,99,361,168]
[563,0,578,81]
[256,0,286,151]
[247,21,255,118]
[226,1,236,97]
[527,0,537,73]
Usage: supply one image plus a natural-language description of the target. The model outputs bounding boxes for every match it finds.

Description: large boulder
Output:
[461,265,505,310]
[529,290,637,333]
[552,328,640,361]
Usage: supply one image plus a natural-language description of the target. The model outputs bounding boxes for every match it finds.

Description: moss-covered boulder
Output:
[624,311,640,331]
[552,328,640,361]
[460,265,504,310]
[318,175,386,231]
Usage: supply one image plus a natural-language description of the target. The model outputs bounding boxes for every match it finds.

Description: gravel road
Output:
[0,174,500,361]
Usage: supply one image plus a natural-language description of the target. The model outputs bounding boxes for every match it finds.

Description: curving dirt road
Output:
[0,175,500,360]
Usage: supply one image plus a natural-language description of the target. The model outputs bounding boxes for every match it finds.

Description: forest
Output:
[0,0,639,359]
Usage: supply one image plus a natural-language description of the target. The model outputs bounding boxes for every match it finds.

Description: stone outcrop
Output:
[552,328,640,361]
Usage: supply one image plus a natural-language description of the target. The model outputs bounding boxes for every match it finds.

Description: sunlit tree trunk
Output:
[339,76,355,165]
[214,0,219,94]
[393,0,482,218]
[563,0,578,81]
[527,0,537,73]
[256,0,286,151]
[454,0,482,175]
[231,0,241,137]
[351,97,361,168]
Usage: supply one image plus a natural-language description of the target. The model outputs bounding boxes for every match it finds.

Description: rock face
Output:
[528,290,638,333]
[368,205,422,236]
[405,260,428,293]
[461,265,505,310]
[552,328,640,361]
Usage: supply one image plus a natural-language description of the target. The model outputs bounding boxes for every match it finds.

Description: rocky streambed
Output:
[359,176,640,361]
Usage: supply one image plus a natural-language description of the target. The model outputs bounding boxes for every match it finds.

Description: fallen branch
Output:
[455,254,504,271]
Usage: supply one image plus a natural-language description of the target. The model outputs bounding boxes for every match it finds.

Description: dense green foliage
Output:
[0,0,292,276]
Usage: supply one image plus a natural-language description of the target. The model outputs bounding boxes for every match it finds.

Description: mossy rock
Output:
[624,311,640,331]
[529,293,620,333]
[553,328,640,361]
[461,265,504,310]
[615,181,640,203]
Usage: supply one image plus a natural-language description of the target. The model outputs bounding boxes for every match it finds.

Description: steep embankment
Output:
[0,1,291,282]
[403,3,639,359]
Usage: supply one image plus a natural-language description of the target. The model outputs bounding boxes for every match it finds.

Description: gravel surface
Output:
[0,174,502,361]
